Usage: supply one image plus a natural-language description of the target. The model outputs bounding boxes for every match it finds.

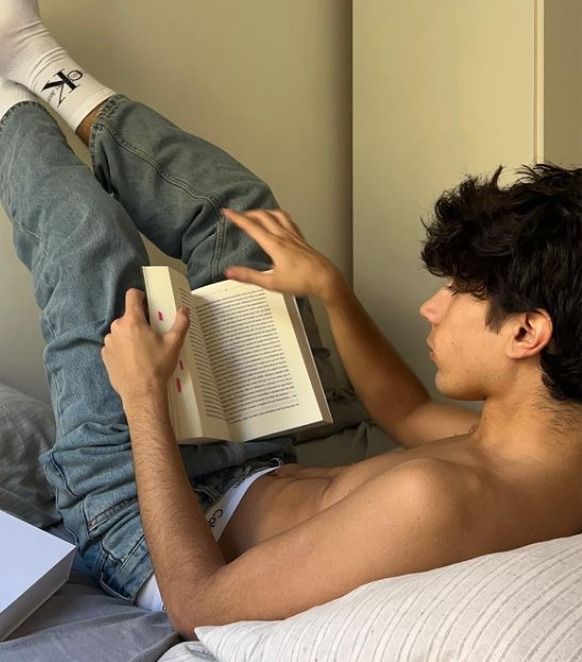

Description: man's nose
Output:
[419,291,442,324]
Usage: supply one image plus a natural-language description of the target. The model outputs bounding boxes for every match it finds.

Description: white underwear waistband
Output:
[136,462,281,612]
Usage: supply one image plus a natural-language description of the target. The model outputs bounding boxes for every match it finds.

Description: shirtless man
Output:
[2,1,581,640]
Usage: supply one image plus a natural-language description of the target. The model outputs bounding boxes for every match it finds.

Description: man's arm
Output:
[222,208,480,448]
[100,289,481,637]
[125,388,475,637]
[322,277,480,446]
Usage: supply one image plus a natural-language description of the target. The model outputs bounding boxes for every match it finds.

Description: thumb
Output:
[225,266,273,289]
[165,307,190,346]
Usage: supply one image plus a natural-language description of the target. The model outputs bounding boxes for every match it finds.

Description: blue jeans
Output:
[0,95,322,602]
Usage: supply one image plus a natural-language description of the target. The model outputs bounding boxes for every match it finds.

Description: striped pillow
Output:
[164,533,582,661]
[0,383,60,529]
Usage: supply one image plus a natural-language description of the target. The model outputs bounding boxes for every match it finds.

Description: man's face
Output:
[419,282,506,400]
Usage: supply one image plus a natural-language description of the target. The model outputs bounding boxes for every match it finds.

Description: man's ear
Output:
[506,310,553,359]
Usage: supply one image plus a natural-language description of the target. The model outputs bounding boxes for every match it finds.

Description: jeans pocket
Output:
[83,491,141,565]
[85,495,136,533]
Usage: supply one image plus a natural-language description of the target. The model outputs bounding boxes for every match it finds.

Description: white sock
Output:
[0,78,35,123]
[0,0,115,131]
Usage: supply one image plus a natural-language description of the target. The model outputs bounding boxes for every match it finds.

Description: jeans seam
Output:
[86,495,136,533]
[211,216,227,281]
[0,100,46,136]
[10,218,69,441]
[43,352,65,438]
[98,528,144,571]
[47,451,82,506]
[11,218,46,254]
[118,533,146,569]
[91,122,227,272]
[95,123,221,211]
[88,93,126,162]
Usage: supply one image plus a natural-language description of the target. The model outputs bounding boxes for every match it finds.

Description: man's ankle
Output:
[75,99,111,146]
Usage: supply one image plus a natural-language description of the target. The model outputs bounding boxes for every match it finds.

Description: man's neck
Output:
[467,393,582,465]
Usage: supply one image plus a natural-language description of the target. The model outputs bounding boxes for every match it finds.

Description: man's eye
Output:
[445,283,457,294]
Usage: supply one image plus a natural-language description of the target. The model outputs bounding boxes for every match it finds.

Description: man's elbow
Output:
[168,606,206,640]
[166,591,232,639]
[382,396,433,447]
[171,609,233,639]
[165,563,256,636]
[177,622,197,641]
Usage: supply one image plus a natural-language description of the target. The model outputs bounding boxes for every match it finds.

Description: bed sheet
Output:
[1,568,180,662]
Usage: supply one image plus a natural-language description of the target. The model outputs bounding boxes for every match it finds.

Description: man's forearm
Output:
[123,388,225,632]
[321,274,430,437]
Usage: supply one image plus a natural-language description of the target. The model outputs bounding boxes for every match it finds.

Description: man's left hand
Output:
[101,288,190,403]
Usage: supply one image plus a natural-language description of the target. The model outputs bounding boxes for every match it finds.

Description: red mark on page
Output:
[176,378,182,394]
[157,311,164,321]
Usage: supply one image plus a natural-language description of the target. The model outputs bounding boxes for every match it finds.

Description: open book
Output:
[142,266,332,443]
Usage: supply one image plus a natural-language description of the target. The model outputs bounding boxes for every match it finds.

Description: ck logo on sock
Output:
[42,70,83,107]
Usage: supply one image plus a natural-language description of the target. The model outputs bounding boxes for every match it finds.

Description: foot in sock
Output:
[0,78,35,124]
[0,0,115,131]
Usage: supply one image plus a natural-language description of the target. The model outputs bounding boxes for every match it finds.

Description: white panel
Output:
[354,0,536,398]
[543,0,582,165]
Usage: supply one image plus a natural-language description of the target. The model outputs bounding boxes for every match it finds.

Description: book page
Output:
[175,285,226,424]
[143,267,229,442]
[191,280,330,441]
[197,288,299,423]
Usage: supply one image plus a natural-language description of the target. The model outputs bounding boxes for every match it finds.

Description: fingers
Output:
[221,208,281,254]
[244,209,302,238]
[224,266,274,289]
[240,209,284,236]
[124,288,147,319]
[165,306,190,346]
[270,209,305,239]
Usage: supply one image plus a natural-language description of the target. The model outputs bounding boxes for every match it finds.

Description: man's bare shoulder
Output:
[381,456,484,528]
[188,458,480,628]
[391,454,582,556]
[320,432,488,510]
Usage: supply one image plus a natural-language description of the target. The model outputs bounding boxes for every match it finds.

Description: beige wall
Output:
[543,0,582,165]
[353,0,537,403]
[0,1,352,403]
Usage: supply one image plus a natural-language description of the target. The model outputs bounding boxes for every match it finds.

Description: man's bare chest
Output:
[325,435,481,500]
[221,436,582,561]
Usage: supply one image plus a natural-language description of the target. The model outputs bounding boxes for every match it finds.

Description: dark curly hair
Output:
[421,164,582,404]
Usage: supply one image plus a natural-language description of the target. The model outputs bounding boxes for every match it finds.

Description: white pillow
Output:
[162,532,582,661]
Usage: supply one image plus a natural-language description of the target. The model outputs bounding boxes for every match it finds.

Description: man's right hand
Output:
[222,207,345,305]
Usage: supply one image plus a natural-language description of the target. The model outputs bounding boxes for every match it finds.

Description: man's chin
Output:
[434,375,482,401]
